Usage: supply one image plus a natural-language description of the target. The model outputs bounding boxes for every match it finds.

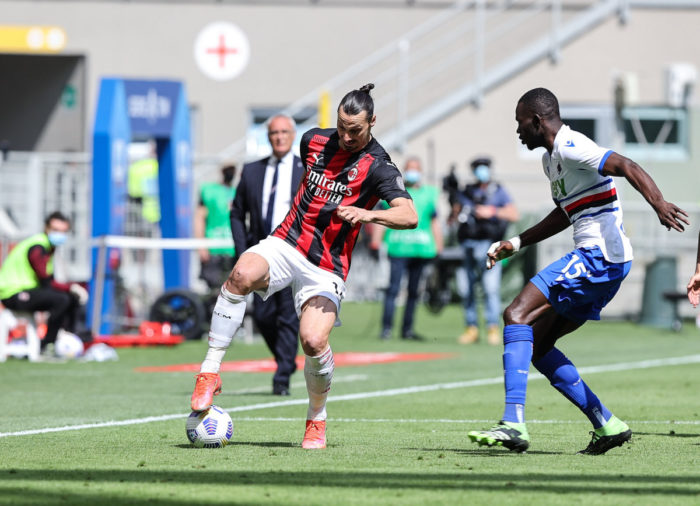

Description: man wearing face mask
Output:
[372,156,443,341]
[455,157,519,346]
[195,164,237,290]
[0,211,88,358]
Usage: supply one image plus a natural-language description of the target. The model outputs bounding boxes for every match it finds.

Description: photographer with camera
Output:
[453,157,518,345]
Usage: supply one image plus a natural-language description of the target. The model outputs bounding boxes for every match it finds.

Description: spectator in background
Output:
[372,156,443,341]
[0,212,88,359]
[126,140,159,240]
[454,157,519,346]
[229,115,304,396]
[195,164,237,289]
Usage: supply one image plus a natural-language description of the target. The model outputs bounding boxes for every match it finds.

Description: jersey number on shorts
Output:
[555,254,590,282]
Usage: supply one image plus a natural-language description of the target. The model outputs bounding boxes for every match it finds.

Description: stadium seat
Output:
[0,308,40,362]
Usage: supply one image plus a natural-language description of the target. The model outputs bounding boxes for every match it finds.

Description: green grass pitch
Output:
[1,302,699,505]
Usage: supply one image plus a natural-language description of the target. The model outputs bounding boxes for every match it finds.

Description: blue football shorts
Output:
[531,246,631,323]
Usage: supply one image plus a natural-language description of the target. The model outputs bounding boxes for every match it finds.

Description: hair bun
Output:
[359,83,375,94]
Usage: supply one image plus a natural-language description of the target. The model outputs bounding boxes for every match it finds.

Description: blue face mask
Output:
[47,232,67,246]
[474,165,491,183]
[404,170,421,185]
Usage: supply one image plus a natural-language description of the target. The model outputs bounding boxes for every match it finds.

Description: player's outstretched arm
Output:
[486,207,570,269]
[601,152,689,232]
[336,197,417,230]
[687,231,700,307]
[687,272,700,307]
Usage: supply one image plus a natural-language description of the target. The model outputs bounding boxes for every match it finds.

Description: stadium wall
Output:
[3,3,698,211]
[1,1,699,323]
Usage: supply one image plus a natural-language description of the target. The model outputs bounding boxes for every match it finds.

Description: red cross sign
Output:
[195,22,250,81]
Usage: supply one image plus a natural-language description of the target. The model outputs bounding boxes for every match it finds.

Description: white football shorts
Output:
[245,236,346,324]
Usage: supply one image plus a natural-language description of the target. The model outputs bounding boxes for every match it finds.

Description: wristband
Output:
[508,236,521,252]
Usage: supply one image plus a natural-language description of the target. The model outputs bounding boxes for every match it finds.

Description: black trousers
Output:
[2,288,78,350]
[253,287,299,387]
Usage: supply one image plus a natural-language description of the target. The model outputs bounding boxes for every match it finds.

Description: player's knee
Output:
[503,302,528,326]
[224,266,256,295]
[299,331,329,357]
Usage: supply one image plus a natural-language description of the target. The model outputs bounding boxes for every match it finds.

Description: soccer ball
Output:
[55,329,85,359]
[186,405,234,448]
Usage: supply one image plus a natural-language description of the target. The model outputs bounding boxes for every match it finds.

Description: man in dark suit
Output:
[230,114,304,396]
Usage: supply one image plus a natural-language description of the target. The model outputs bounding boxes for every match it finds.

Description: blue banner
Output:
[123,80,181,138]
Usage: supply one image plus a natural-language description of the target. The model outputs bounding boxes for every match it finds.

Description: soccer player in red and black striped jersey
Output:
[191,84,418,449]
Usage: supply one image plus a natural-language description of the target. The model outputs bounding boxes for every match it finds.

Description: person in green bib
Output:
[371,157,443,340]
[195,165,237,289]
[0,212,88,356]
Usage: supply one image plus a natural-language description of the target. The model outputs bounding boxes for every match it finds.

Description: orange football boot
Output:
[190,372,222,411]
[302,420,327,449]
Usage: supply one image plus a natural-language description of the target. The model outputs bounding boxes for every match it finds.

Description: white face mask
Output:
[474,165,491,183]
[47,232,67,246]
[404,170,421,185]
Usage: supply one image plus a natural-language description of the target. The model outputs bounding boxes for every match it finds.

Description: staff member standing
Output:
[195,164,237,289]
[0,212,88,358]
[455,157,519,346]
[372,156,443,341]
[230,115,304,396]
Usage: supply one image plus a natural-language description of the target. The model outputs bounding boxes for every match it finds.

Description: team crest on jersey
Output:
[347,166,358,181]
[396,176,405,191]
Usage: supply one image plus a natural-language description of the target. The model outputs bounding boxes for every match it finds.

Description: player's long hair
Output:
[339,83,375,121]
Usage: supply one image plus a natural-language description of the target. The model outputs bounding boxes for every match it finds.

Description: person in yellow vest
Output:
[127,141,160,241]
[0,212,88,357]
[128,156,160,224]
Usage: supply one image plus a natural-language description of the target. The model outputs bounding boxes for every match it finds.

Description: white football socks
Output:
[304,346,334,421]
[200,346,227,374]
[200,287,246,374]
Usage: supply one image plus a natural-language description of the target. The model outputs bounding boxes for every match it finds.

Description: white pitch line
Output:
[232,417,700,425]
[1,354,699,438]
[227,374,368,395]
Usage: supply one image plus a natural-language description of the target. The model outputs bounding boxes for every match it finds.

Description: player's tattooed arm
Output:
[601,152,688,232]
[336,197,417,229]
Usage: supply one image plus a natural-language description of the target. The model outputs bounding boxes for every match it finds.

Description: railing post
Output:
[618,0,629,25]
[27,155,44,233]
[550,0,562,64]
[474,0,485,107]
[91,236,107,337]
[397,38,410,154]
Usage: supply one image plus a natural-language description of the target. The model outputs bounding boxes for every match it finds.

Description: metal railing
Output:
[218,0,699,164]
[2,151,697,325]
[218,1,621,160]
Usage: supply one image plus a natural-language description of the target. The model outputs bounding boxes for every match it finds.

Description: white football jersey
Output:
[542,124,633,263]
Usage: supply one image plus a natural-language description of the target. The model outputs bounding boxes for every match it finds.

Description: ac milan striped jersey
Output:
[273,128,411,280]
[543,124,633,263]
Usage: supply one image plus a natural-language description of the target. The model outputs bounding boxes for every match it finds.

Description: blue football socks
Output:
[501,324,534,424]
[534,347,612,428]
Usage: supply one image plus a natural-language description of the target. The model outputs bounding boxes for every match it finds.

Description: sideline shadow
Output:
[635,431,700,439]
[3,468,699,497]
[174,441,297,449]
